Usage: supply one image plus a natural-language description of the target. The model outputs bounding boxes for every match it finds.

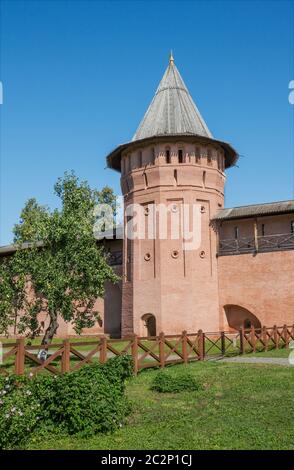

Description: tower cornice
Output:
[106,134,238,172]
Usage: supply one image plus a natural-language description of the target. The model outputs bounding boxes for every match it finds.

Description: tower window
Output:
[174,169,178,185]
[166,149,171,164]
[291,221,294,234]
[234,226,239,239]
[261,224,265,236]
[178,149,183,163]
[202,170,206,187]
[195,147,200,163]
[207,149,212,165]
[151,147,155,164]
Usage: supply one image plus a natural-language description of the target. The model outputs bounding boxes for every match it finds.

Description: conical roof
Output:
[106,55,238,171]
[132,53,212,141]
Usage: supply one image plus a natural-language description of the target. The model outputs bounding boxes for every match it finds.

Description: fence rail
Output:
[218,233,294,256]
[1,324,294,376]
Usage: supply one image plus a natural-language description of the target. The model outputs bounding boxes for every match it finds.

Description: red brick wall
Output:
[217,250,294,330]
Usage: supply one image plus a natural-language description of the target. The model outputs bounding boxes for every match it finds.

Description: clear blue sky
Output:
[0,0,293,245]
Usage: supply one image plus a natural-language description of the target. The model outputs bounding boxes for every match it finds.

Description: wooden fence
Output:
[1,324,294,377]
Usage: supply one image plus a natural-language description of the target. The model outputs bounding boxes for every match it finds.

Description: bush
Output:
[43,355,133,436]
[150,369,201,393]
[0,375,42,449]
[0,355,134,448]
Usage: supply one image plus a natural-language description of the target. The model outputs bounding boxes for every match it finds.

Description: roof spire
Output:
[132,55,212,141]
[169,50,174,64]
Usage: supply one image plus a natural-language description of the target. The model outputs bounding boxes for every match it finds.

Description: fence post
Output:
[250,325,256,352]
[131,335,138,375]
[99,336,107,364]
[15,338,25,376]
[198,330,204,360]
[61,339,70,373]
[273,325,278,349]
[262,326,268,352]
[159,332,165,368]
[221,331,226,356]
[283,324,289,349]
[239,327,245,355]
[182,331,188,364]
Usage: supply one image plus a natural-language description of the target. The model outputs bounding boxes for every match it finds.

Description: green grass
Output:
[249,348,291,358]
[27,361,294,450]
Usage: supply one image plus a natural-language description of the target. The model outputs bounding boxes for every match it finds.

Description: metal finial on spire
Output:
[169,50,174,64]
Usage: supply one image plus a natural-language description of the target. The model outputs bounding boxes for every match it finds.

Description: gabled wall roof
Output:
[212,200,294,222]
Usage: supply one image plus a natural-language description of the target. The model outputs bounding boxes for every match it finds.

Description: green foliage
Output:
[0,356,133,449]
[21,361,294,451]
[150,369,201,393]
[44,355,133,436]
[0,257,26,335]
[0,171,119,343]
[0,375,41,449]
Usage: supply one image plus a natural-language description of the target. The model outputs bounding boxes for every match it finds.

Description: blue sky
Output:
[0,0,293,245]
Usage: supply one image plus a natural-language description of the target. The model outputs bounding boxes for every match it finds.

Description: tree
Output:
[0,172,119,344]
[0,256,26,335]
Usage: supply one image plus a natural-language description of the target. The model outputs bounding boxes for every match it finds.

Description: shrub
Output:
[0,375,42,449]
[44,355,133,436]
[150,369,201,393]
[0,355,134,448]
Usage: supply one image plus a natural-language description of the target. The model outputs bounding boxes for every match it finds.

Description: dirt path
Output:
[219,356,292,366]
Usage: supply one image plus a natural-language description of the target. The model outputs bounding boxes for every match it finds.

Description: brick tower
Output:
[106,54,238,337]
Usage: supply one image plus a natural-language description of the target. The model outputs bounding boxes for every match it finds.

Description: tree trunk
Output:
[42,313,59,345]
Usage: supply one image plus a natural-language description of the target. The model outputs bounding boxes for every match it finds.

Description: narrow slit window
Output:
[178,149,183,163]
[174,169,178,185]
[195,147,200,163]
[207,149,212,165]
[202,170,206,187]
[261,224,265,236]
[291,221,294,234]
[166,149,171,164]
[234,226,239,239]
[151,147,155,164]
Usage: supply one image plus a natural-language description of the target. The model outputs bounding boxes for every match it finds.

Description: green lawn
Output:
[27,361,294,450]
[249,348,291,358]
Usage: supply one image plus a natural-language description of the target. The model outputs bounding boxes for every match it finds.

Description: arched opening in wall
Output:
[141,314,156,337]
[166,148,171,164]
[195,147,200,163]
[178,149,183,163]
[224,305,261,331]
